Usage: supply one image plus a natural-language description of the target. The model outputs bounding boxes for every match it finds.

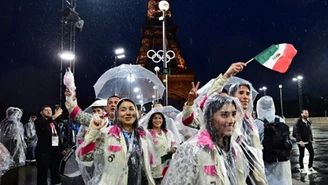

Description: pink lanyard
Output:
[50,122,57,135]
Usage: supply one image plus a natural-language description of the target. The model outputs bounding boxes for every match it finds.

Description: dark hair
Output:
[114,98,138,128]
[222,84,230,94]
[147,112,167,130]
[107,95,121,101]
[136,104,142,111]
[203,94,237,150]
[91,106,106,111]
[221,88,229,94]
[301,109,308,114]
[229,83,250,97]
[40,105,52,112]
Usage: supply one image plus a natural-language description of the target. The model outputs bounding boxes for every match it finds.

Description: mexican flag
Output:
[161,152,173,176]
[254,43,297,73]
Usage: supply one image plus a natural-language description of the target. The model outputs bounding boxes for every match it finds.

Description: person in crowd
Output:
[228,80,267,185]
[35,105,67,185]
[24,115,38,164]
[182,62,246,129]
[146,112,178,184]
[75,99,108,183]
[0,107,26,185]
[0,142,12,176]
[77,98,155,185]
[162,94,248,185]
[294,109,317,174]
[255,96,292,184]
[65,89,120,127]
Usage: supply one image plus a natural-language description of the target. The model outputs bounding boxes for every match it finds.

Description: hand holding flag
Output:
[161,152,173,176]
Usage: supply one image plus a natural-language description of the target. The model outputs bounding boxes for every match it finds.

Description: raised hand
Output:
[223,62,247,78]
[90,116,108,130]
[187,81,200,106]
[64,88,76,100]
[54,108,63,117]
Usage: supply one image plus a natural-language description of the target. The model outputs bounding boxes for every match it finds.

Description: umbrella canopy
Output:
[83,99,107,113]
[94,64,165,105]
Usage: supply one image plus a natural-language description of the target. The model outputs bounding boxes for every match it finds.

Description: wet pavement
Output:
[0,125,327,185]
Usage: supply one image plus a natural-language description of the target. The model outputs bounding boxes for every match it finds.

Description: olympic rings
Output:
[147,49,176,63]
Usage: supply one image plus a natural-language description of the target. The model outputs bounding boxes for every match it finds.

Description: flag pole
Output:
[245,58,254,65]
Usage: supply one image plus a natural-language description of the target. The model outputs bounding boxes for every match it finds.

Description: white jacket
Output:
[162,130,248,185]
[77,125,155,185]
[148,129,178,178]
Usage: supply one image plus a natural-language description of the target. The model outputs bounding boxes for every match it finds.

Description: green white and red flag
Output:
[161,152,173,176]
[254,43,297,73]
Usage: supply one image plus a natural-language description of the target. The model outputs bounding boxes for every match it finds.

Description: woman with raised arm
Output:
[76,98,155,185]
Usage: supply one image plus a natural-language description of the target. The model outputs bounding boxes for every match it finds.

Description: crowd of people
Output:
[0,62,318,185]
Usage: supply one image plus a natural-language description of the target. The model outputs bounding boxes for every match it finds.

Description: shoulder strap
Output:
[274,117,280,123]
[262,118,270,124]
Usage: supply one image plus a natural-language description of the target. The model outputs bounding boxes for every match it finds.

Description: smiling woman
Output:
[76,98,156,185]
[146,112,179,184]
[162,94,248,185]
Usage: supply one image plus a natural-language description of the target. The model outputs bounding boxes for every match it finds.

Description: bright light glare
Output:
[59,51,75,60]
[127,75,135,82]
[117,54,125,59]
[115,48,124,55]
[159,1,170,11]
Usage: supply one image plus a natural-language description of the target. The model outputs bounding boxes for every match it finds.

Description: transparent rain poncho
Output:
[193,78,215,107]
[76,98,156,185]
[162,94,249,185]
[227,77,258,114]
[228,79,268,185]
[176,76,232,140]
[183,76,236,132]
[74,99,108,181]
[74,124,93,182]
[255,96,279,142]
[139,111,180,180]
[139,106,182,144]
[175,112,198,141]
[0,142,13,175]
[24,116,38,147]
[256,96,277,123]
[0,107,26,168]
[255,96,292,185]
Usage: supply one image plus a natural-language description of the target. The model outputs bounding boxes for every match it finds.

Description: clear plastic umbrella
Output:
[94,64,165,105]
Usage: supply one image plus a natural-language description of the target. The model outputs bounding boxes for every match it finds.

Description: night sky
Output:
[1,0,328,120]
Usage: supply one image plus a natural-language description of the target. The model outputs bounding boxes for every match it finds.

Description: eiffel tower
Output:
[136,0,194,107]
